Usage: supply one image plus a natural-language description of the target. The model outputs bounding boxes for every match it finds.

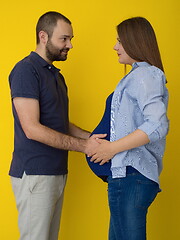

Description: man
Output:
[9,11,104,240]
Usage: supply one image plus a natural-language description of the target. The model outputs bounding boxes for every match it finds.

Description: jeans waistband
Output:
[100,166,140,182]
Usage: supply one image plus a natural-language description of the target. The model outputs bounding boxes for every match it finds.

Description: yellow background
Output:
[0,0,179,239]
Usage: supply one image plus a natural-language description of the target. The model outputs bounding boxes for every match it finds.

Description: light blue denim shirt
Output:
[110,62,169,184]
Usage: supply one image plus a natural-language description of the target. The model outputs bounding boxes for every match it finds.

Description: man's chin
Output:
[47,54,68,62]
[59,57,67,61]
[59,54,68,61]
[54,56,67,61]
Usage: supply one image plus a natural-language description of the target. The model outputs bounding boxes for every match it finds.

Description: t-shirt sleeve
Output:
[9,61,40,100]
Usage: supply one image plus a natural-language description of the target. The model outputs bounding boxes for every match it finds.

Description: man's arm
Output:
[69,122,91,139]
[13,97,104,154]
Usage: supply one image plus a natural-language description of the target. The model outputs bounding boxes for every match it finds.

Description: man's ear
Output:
[38,31,48,45]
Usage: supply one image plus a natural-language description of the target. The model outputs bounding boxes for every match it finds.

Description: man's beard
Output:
[45,39,69,62]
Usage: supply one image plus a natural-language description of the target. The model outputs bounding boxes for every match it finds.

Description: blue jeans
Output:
[108,168,160,240]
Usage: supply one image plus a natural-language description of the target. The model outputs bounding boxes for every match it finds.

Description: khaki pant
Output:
[11,173,67,240]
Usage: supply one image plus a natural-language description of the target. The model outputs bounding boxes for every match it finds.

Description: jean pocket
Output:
[135,179,159,209]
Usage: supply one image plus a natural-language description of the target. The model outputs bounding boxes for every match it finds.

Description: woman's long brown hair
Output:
[117,17,164,72]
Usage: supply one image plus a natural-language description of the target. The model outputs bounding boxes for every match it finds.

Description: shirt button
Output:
[48,66,51,69]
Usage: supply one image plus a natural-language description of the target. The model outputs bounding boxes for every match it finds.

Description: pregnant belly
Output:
[85,125,111,179]
[86,92,113,180]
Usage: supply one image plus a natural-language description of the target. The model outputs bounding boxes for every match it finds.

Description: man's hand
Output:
[89,128,150,165]
[89,139,116,165]
[85,134,107,156]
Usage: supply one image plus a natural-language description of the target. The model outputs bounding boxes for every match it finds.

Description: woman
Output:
[87,17,169,239]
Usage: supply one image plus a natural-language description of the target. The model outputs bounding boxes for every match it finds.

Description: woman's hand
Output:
[89,139,116,165]
[89,129,150,165]
[85,134,107,156]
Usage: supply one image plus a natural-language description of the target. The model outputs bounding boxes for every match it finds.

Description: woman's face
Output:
[113,38,136,65]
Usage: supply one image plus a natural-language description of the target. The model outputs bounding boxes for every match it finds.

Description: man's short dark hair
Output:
[36,11,71,44]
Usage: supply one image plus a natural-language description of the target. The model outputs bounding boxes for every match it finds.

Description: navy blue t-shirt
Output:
[9,52,69,178]
[86,93,113,181]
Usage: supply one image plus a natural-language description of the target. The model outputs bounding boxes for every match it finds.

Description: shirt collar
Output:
[132,61,151,69]
[30,51,61,72]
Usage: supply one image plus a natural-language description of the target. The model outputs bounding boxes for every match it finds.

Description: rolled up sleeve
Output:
[135,67,169,142]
